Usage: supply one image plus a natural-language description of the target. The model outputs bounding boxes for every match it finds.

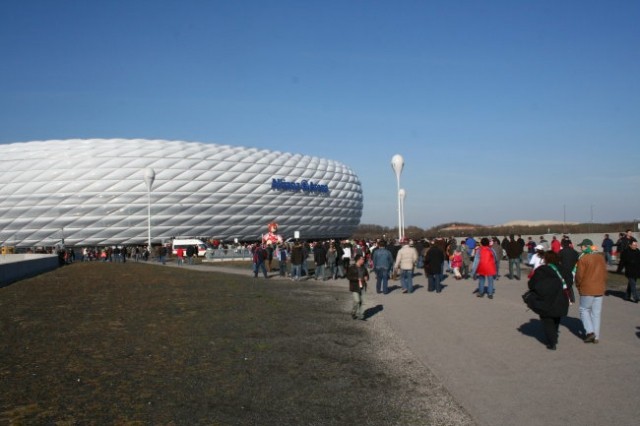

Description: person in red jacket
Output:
[176,247,184,266]
[471,237,498,299]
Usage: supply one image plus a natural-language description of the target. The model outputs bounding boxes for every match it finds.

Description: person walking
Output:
[347,254,369,320]
[186,245,195,265]
[459,240,471,279]
[277,243,288,277]
[491,237,502,280]
[619,240,640,303]
[529,245,546,273]
[394,239,418,294]
[372,240,393,294]
[176,247,184,266]
[252,244,268,279]
[158,245,167,265]
[340,241,352,278]
[451,248,463,280]
[326,243,338,280]
[601,234,614,266]
[313,242,328,281]
[335,242,346,279]
[615,231,638,274]
[471,237,497,299]
[575,239,607,344]
[424,242,445,293]
[526,251,570,350]
[290,241,304,281]
[558,239,579,304]
[505,235,522,280]
[526,237,536,265]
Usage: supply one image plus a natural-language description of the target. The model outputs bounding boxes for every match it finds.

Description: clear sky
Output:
[1,0,639,228]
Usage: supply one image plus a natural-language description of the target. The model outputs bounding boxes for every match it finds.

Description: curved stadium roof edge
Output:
[0,139,363,246]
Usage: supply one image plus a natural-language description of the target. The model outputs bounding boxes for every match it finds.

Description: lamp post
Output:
[144,168,155,251]
[391,154,404,241]
[399,188,406,240]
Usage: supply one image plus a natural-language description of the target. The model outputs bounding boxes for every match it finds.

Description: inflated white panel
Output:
[0,139,363,246]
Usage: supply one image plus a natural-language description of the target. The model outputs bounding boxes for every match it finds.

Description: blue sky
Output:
[1,0,639,228]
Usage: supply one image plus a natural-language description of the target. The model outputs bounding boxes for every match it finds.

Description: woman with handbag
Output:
[526,251,570,350]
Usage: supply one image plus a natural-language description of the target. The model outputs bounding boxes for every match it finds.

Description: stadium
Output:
[0,139,363,247]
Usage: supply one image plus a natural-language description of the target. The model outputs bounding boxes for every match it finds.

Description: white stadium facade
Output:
[0,139,363,247]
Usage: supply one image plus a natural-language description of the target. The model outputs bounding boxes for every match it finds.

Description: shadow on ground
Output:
[517,316,585,346]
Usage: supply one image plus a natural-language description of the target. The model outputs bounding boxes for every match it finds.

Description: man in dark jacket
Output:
[620,240,640,303]
[313,242,328,281]
[252,244,268,279]
[186,245,195,265]
[558,239,579,303]
[290,241,305,281]
[601,234,614,266]
[505,235,522,280]
[615,232,636,274]
[424,243,445,293]
[347,255,369,320]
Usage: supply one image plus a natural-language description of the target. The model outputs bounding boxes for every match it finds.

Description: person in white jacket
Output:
[394,240,418,293]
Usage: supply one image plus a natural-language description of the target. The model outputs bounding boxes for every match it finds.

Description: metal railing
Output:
[202,247,254,261]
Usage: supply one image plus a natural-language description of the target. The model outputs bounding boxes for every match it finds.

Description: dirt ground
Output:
[0,262,473,425]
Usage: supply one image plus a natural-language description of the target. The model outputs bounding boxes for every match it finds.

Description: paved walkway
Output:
[171,260,640,426]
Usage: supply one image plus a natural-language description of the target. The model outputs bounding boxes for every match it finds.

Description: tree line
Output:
[352,221,638,241]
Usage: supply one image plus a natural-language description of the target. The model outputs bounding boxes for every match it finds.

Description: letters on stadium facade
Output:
[270,178,329,194]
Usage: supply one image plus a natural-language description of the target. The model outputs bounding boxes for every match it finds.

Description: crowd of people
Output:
[245,229,638,351]
[22,228,638,351]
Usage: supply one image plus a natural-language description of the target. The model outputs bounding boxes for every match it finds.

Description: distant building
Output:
[0,139,363,246]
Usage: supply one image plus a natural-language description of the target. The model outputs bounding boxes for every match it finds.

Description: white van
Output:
[171,239,210,257]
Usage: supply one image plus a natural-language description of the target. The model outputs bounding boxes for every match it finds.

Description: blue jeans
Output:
[400,269,414,293]
[579,295,603,339]
[477,275,494,295]
[375,268,389,293]
[315,264,326,280]
[351,289,365,319]
[508,258,521,279]
[291,264,302,280]
[604,252,613,266]
[626,277,638,301]
[253,261,267,278]
[428,274,442,292]
[336,264,345,278]
[327,262,336,279]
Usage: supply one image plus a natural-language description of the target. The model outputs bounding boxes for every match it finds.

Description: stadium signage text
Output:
[271,178,329,194]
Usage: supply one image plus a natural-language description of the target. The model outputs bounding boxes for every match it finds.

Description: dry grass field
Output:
[0,262,473,425]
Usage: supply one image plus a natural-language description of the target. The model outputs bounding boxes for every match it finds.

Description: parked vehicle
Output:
[171,238,210,257]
